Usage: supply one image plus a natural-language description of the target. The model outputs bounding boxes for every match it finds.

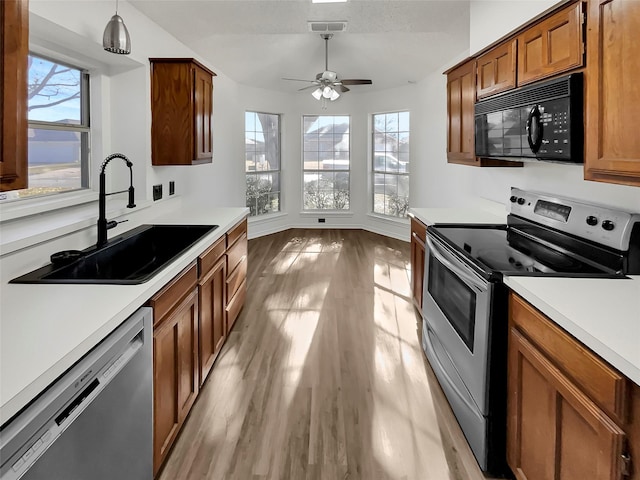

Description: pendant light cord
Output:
[115,0,119,14]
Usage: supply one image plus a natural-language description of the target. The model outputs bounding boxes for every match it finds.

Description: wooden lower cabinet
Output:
[150,268,199,476]
[410,216,427,310]
[198,254,226,386]
[226,219,248,333]
[507,294,637,480]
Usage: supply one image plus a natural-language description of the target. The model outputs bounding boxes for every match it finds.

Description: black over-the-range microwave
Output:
[475,73,583,163]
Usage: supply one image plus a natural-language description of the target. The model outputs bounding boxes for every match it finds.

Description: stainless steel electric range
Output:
[421,188,640,475]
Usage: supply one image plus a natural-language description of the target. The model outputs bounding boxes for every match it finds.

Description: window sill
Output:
[0,190,98,222]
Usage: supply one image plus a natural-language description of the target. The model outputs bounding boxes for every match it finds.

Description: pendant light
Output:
[103,0,131,55]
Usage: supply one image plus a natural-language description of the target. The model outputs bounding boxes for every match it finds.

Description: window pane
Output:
[372,112,410,217]
[245,111,281,216]
[12,129,86,199]
[28,55,83,125]
[246,172,280,216]
[302,115,350,210]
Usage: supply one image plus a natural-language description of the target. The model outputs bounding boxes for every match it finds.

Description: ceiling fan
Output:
[283,34,372,102]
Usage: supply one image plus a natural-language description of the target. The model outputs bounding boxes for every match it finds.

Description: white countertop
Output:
[504,275,640,386]
[409,207,507,226]
[0,207,248,425]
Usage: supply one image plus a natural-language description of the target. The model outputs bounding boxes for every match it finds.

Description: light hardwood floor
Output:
[158,229,496,480]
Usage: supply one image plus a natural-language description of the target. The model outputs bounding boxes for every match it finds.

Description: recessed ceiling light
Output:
[312,0,348,3]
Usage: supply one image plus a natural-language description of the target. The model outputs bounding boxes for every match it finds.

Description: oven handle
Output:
[426,235,488,292]
[423,324,481,416]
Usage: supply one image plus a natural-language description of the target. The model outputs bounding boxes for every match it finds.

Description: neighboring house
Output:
[27,127,81,165]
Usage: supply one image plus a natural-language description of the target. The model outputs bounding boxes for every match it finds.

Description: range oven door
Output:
[422,232,493,415]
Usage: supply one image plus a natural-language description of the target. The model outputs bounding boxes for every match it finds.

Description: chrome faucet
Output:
[97,153,136,248]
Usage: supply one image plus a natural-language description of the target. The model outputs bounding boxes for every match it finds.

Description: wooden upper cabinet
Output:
[446,59,477,165]
[150,58,216,166]
[476,40,517,99]
[1,0,28,192]
[517,2,584,86]
[584,0,640,187]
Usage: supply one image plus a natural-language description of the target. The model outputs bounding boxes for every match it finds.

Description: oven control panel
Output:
[509,188,640,251]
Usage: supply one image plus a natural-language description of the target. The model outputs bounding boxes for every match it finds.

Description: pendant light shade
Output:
[103,1,131,55]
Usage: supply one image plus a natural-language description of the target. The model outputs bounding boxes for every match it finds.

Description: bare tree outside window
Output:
[245,112,281,216]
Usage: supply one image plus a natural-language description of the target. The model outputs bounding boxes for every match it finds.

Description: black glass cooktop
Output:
[430,224,615,277]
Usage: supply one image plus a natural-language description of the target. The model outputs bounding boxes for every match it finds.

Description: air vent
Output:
[308,21,348,33]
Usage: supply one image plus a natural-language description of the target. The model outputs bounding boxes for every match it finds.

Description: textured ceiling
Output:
[130,0,470,93]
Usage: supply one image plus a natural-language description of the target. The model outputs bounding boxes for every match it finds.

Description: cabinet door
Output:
[193,65,213,162]
[476,40,517,99]
[446,60,477,165]
[198,256,226,386]
[153,289,199,475]
[410,217,426,310]
[584,0,640,187]
[517,2,584,86]
[507,327,626,480]
[0,0,28,192]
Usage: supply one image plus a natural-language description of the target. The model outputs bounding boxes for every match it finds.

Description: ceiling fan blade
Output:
[282,77,318,83]
[298,84,321,91]
[340,79,373,85]
[338,85,350,93]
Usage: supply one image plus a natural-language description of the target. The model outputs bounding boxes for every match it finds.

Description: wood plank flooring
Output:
[158,229,494,480]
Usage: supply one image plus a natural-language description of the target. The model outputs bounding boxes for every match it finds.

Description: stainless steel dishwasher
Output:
[0,307,153,480]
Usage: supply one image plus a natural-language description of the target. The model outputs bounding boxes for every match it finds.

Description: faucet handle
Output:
[106,219,129,230]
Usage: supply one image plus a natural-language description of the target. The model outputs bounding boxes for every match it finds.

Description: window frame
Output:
[302,114,351,211]
[4,52,92,203]
[244,111,282,217]
[371,110,410,218]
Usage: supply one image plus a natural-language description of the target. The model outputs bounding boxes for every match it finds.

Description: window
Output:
[245,111,281,216]
[303,115,350,210]
[6,54,90,201]
[372,111,409,217]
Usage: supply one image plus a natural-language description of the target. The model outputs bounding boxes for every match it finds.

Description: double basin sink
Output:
[10,224,218,285]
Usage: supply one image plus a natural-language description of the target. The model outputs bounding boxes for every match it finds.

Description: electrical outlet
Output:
[169,181,175,196]
[318,218,326,223]
[153,184,163,201]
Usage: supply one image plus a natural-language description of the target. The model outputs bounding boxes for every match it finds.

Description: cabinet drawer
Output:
[227,232,247,276]
[509,294,628,423]
[149,262,198,325]
[410,217,427,243]
[226,279,246,333]
[199,235,225,278]
[227,219,247,248]
[226,255,247,303]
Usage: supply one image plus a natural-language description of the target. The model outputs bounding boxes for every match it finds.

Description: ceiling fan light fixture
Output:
[329,89,340,101]
[312,87,323,100]
[322,86,333,98]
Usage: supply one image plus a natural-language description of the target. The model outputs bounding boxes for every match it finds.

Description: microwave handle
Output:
[526,105,543,154]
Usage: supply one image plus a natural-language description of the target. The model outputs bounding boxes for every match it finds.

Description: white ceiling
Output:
[129,0,471,93]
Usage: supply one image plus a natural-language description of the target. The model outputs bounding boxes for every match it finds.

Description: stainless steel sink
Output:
[10,224,218,284]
